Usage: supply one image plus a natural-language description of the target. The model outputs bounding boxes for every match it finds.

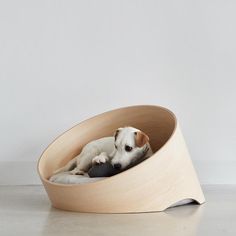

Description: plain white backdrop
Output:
[0,0,235,185]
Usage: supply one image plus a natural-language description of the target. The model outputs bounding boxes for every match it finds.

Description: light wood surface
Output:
[37,105,205,213]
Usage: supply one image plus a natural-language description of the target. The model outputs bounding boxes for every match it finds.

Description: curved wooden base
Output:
[37,105,205,213]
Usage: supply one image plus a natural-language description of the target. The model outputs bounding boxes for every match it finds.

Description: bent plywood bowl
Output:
[37,105,205,213]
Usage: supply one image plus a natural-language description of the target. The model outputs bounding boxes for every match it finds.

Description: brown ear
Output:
[114,128,121,141]
[134,131,149,147]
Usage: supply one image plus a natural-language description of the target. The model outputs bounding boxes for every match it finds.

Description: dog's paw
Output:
[70,169,85,175]
[92,153,109,165]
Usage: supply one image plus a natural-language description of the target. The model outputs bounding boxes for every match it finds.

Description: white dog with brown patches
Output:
[54,127,153,175]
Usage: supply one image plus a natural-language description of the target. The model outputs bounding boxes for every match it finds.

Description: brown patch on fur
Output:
[135,131,149,147]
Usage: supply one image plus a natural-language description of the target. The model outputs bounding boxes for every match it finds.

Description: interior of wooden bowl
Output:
[38,105,176,181]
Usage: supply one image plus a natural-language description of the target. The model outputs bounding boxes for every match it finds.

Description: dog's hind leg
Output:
[70,148,100,175]
[69,167,85,175]
[69,153,91,175]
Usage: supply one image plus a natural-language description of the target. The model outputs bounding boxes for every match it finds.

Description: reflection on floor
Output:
[0,185,235,236]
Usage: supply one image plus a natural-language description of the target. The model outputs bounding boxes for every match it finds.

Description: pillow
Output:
[49,171,105,184]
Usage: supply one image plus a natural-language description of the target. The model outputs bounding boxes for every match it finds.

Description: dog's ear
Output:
[134,131,149,147]
[114,128,122,141]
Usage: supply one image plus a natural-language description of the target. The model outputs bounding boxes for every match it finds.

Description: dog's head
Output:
[111,127,150,170]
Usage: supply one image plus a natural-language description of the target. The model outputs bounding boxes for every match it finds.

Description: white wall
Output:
[0,0,235,185]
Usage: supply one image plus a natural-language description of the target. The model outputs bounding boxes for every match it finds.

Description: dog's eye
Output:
[125,145,133,152]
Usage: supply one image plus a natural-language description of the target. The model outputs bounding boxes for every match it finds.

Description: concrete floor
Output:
[0,185,235,236]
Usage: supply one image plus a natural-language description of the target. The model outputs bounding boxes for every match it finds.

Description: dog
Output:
[53,126,153,175]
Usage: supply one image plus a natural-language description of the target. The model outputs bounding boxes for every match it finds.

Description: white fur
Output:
[111,127,153,169]
[53,127,153,175]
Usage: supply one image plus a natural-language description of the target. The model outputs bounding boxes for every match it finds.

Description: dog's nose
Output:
[113,163,121,170]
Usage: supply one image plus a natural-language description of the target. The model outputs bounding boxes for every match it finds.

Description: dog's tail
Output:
[53,157,78,175]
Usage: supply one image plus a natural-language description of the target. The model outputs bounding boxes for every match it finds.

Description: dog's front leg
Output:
[92,152,109,165]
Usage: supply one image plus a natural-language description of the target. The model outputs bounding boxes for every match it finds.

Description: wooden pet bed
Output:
[37,105,205,213]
